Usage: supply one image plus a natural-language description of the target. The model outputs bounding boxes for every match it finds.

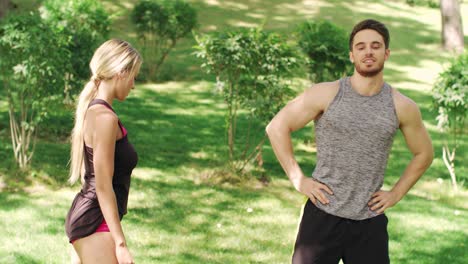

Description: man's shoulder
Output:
[305,80,340,97]
[301,80,341,111]
[391,88,418,111]
[312,80,340,90]
[390,87,421,124]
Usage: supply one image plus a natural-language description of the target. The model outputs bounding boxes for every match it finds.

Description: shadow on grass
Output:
[1,254,42,264]
[112,84,226,170]
[125,172,298,263]
[0,192,30,211]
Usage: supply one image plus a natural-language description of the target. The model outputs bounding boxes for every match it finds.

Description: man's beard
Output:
[354,59,384,77]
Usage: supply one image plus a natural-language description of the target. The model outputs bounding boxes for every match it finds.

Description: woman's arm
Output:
[92,107,132,261]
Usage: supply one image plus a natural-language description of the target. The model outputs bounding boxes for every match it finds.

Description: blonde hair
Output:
[69,39,142,184]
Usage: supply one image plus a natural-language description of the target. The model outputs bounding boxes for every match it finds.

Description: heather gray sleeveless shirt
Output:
[312,77,399,220]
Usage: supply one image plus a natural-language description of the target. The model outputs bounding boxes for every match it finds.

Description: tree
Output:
[131,0,197,82]
[432,52,467,192]
[297,20,353,83]
[440,0,464,54]
[195,28,300,174]
[40,0,111,102]
[0,12,69,169]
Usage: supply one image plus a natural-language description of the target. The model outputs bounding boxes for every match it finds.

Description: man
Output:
[266,19,433,264]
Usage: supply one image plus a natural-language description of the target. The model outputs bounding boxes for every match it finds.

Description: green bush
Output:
[131,0,197,82]
[433,52,467,134]
[297,20,353,83]
[406,0,439,8]
[195,28,300,172]
[40,0,110,100]
[0,11,70,169]
[432,52,467,191]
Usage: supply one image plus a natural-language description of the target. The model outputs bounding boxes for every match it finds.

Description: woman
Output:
[65,39,142,263]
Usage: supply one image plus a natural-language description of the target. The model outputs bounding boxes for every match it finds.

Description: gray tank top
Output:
[312,77,399,220]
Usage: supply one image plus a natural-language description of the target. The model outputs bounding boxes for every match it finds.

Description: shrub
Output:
[131,0,197,82]
[40,0,111,101]
[296,20,353,83]
[0,11,70,169]
[195,27,300,173]
[432,52,467,191]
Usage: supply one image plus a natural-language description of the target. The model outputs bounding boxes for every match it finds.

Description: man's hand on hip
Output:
[368,190,400,214]
[295,176,333,206]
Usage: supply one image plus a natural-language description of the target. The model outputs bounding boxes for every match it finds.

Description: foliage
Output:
[131,0,197,81]
[405,0,439,8]
[40,0,110,100]
[296,19,353,83]
[195,27,300,172]
[0,11,69,169]
[432,52,467,191]
[433,52,467,140]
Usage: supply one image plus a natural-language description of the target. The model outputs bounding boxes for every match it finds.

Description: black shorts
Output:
[292,199,389,264]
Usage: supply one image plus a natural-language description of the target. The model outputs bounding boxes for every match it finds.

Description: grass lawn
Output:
[1,0,467,263]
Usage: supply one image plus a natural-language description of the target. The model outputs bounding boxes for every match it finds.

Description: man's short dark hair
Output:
[349,19,390,51]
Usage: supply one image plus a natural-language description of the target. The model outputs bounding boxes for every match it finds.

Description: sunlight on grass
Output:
[101,0,135,12]
[246,12,266,19]
[342,0,442,32]
[190,151,209,159]
[424,121,441,132]
[133,167,165,180]
[228,20,259,28]
[137,80,216,93]
[296,142,317,153]
[137,81,189,92]
[411,180,468,208]
[0,189,74,263]
[203,0,249,10]
[275,1,320,16]
[393,211,465,232]
[387,58,443,89]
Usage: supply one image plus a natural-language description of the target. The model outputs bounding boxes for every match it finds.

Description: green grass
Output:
[0,0,467,263]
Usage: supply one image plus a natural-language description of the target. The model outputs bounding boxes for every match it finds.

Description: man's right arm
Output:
[266,82,338,205]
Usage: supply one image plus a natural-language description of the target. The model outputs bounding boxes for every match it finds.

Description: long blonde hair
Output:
[69,39,142,184]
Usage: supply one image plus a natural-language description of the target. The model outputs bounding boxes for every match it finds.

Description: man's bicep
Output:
[400,104,432,155]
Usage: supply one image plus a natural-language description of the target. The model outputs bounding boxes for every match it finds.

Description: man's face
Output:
[349,29,390,77]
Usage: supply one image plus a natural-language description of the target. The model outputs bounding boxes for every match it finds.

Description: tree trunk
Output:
[440,0,464,54]
[7,86,35,170]
[227,82,234,161]
[442,145,457,192]
[0,0,11,20]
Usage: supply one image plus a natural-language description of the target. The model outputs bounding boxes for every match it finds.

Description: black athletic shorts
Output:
[292,199,390,264]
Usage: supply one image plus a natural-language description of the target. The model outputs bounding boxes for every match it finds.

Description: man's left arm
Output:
[369,95,434,214]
